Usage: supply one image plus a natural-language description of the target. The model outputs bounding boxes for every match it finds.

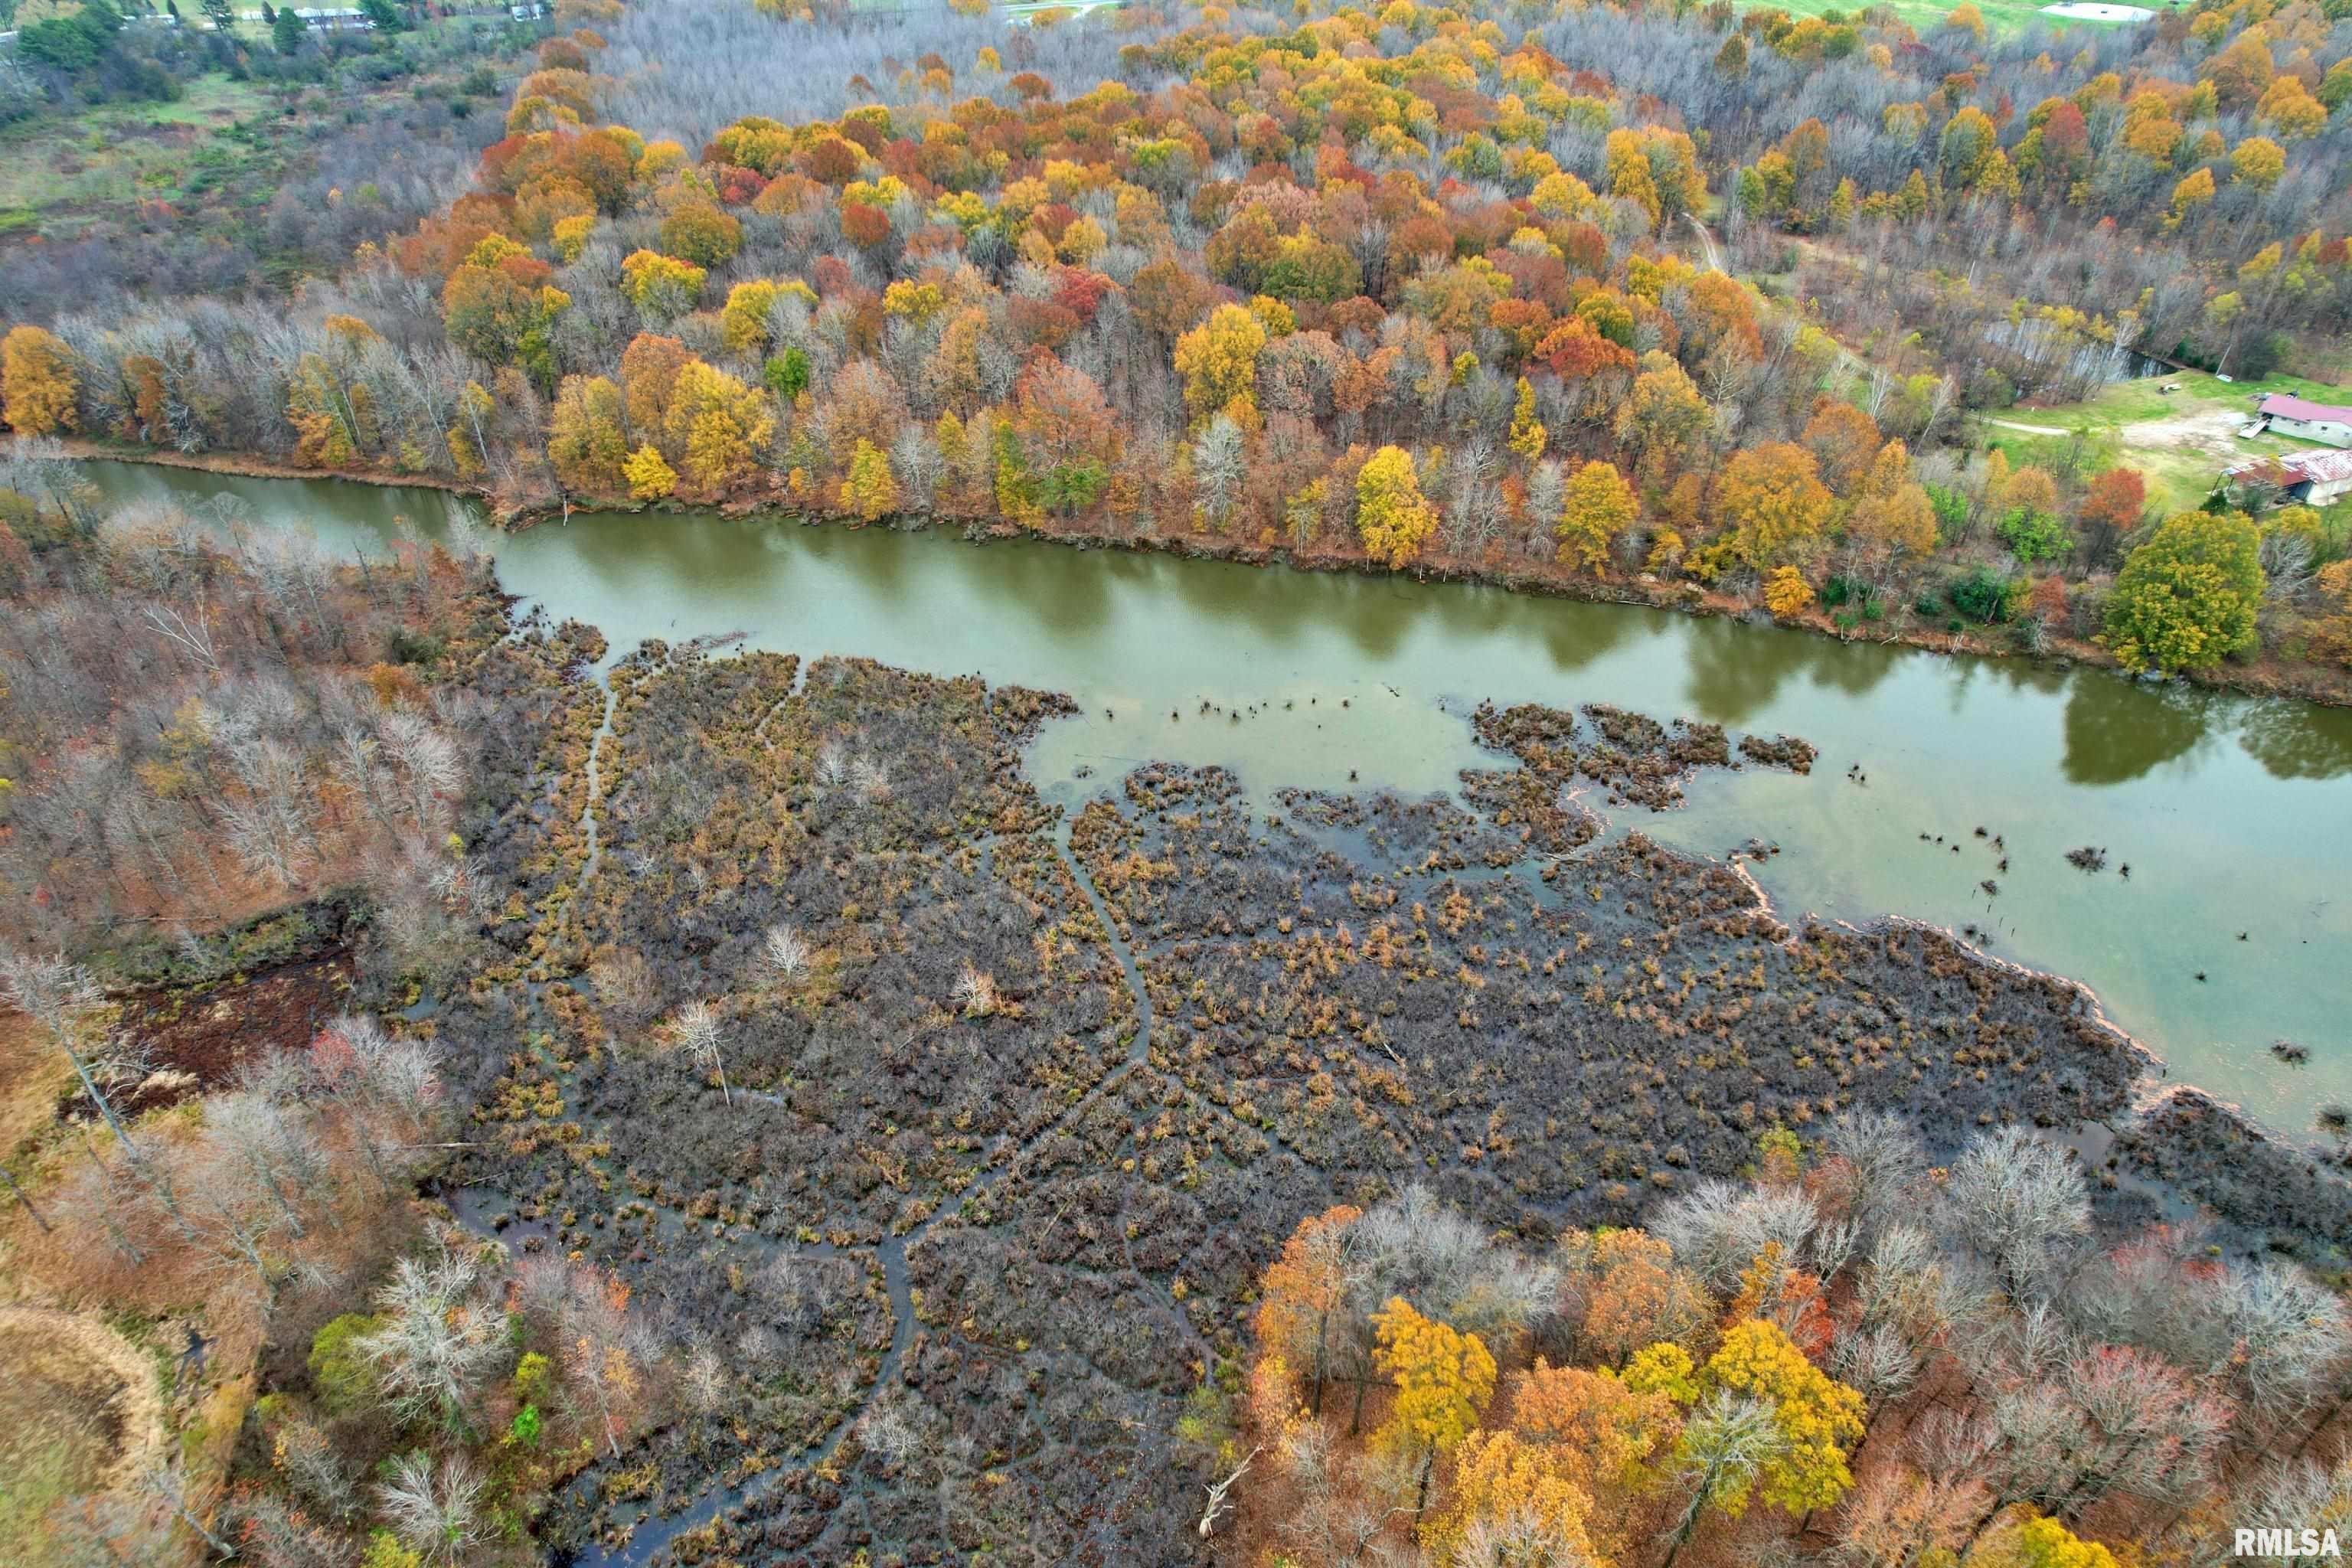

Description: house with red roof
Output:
[2225,448,2352,506]
[2253,393,2352,448]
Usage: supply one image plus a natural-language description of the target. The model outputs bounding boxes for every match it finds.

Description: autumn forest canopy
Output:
[2,0,2351,680]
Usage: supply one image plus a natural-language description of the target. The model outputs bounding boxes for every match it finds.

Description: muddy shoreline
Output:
[60,440,2352,712]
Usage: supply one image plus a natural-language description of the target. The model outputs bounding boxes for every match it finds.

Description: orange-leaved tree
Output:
[1253,1204,1364,1416]
[1718,441,1834,570]
[1560,1227,1711,1368]
[1847,440,1938,566]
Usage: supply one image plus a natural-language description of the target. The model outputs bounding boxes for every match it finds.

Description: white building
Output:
[2253,393,2352,449]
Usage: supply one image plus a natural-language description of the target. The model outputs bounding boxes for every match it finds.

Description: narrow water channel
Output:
[80,460,2352,1138]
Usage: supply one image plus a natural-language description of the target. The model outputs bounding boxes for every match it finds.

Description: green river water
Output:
[81,460,2352,1141]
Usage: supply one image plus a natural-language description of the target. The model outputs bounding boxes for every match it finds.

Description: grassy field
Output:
[1971,369,2352,514]
[0,18,522,274]
[0,75,277,229]
[1735,0,2144,35]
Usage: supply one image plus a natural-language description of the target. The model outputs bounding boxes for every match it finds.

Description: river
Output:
[81,460,2352,1141]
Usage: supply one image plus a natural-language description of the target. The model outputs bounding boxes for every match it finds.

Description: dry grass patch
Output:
[0,1307,169,1565]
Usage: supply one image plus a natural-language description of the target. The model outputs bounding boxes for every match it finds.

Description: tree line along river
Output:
[80,459,2352,1143]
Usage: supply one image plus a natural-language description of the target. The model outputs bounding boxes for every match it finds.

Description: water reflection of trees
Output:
[2060,674,2216,785]
[1796,627,1902,698]
[2234,697,2352,781]
[1532,592,1647,673]
[1158,547,1321,652]
[1332,571,1423,663]
[1684,616,1798,725]
[971,531,1114,641]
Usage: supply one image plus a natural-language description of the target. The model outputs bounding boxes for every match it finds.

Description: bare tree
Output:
[2047,1346,2231,1524]
[1,948,129,1146]
[1197,1446,1257,1539]
[2217,1455,2352,1568]
[760,923,812,987]
[1821,1109,1929,1239]
[220,738,319,890]
[671,1000,730,1104]
[203,1081,325,1240]
[359,1240,508,1436]
[51,1151,150,1266]
[1454,1508,1605,1568]
[382,711,462,835]
[0,946,192,1236]
[377,1451,485,1565]
[333,720,399,835]
[1653,1178,1820,1294]
[140,599,223,675]
[273,1418,358,1523]
[175,1138,294,1301]
[953,965,1000,1018]
[682,1344,729,1419]
[1937,1126,2088,1306]
[1831,1462,1981,1568]
[309,1014,445,1198]
[2216,1262,2352,1423]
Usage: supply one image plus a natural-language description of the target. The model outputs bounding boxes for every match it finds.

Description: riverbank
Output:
[54,438,484,500]
[57,439,2352,711]
[63,441,2352,1142]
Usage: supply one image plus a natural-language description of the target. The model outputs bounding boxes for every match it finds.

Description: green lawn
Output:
[1735,0,2145,36]
[0,74,275,220]
[1973,368,2352,514]
[2025,368,2352,428]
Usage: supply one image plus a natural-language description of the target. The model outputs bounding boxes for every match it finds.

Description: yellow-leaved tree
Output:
[549,375,630,495]
[1764,564,1815,618]
[1508,377,1546,461]
[2011,1514,2122,1568]
[2,325,79,434]
[1172,302,1266,418]
[1717,442,1834,570]
[661,362,771,493]
[1701,1318,1865,1514]
[621,250,709,322]
[1422,1429,1601,1565]
[623,443,677,501]
[1556,461,1638,573]
[1372,1296,1496,1514]
[1355,446,1436,568]
[844,439,898,522]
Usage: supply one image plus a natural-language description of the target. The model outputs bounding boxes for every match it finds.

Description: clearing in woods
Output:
[1976,370,2352,511]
